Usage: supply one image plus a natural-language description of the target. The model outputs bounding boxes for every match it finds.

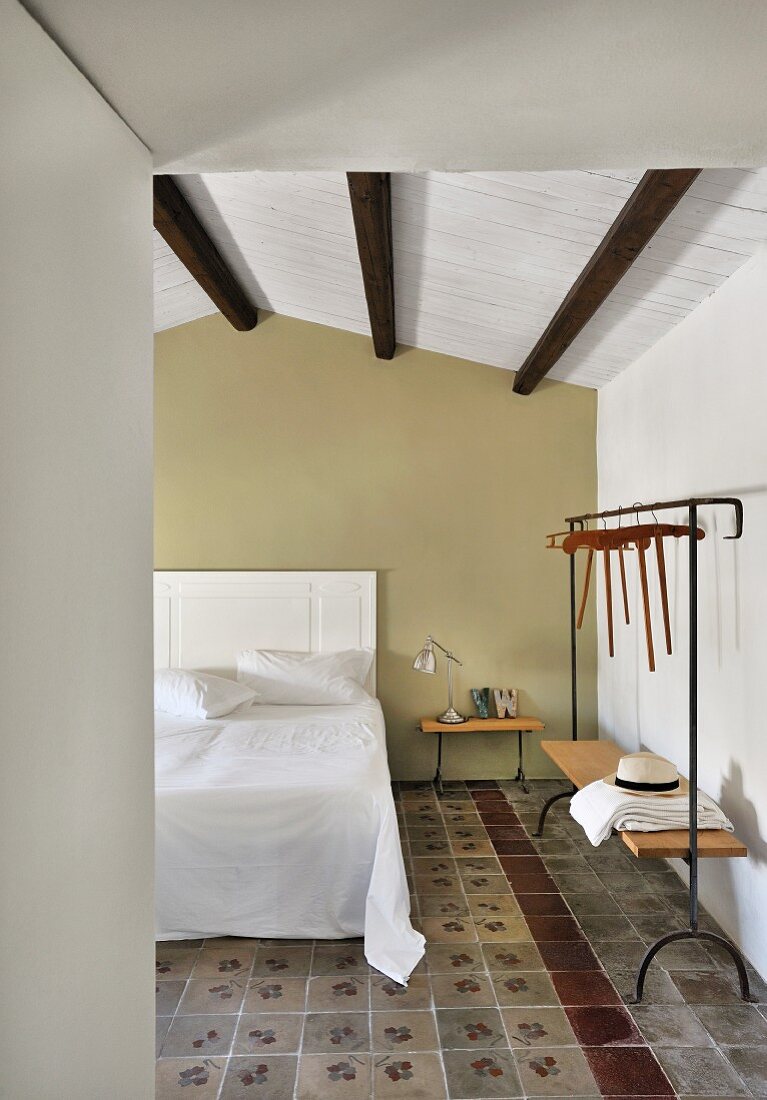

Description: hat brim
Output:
[602,773,689,798]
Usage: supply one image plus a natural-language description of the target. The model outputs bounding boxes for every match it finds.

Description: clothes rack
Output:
[535,496,753,1004]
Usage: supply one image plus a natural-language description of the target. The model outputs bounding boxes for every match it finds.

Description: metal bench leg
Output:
[533,786,575,837]
[630,929,755,1004]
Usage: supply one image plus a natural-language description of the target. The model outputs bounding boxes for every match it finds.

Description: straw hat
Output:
[603,751,688,798]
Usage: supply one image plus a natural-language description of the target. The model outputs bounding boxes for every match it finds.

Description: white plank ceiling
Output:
[154,169,767,389]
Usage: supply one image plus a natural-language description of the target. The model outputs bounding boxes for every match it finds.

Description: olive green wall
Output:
[154,311,597,779]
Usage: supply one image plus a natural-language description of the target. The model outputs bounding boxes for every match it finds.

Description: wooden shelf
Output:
[420,717,545,733]
[540,738,746,860]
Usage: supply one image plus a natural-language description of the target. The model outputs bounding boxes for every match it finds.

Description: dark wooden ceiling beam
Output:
[347,172,395,359]
[153,175,257,331]
[512,168,702,395]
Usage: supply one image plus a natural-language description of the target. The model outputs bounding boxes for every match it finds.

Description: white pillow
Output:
[236,648,374,705]
[154,668,256,719]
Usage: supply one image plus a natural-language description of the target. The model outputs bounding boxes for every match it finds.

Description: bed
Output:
[153,570,424,984]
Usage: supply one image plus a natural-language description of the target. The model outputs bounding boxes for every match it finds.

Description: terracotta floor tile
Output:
[537,941,602,972]
[498,855,547,875]
[551,971,621,1007]
[491,838,539,856]
[525,915,585,942]
[585,1046,674,1095]
[505,873,559,894]
[565,1004,643,1046]
[480,811,523,827]
[486,826,528,840]
[517,893,571,916]
[470,790,508,801]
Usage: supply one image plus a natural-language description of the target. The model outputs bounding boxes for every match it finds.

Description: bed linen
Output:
[155,699,424,984]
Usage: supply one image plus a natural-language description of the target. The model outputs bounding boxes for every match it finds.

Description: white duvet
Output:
[155,699,424,984]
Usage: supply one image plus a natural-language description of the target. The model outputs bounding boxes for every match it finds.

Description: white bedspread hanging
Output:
[155,700,424,984]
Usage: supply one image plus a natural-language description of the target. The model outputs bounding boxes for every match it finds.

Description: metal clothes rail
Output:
[537,496,753,1004]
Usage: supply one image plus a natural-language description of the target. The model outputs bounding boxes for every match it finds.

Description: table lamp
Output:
[412,635,467,724]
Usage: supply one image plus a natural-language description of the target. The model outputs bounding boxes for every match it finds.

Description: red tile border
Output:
[584,1046,674,1096]
[551,970,623,1007]
[565,1005,644,1047]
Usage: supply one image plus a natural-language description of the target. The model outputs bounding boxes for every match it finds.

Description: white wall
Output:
[597,248,767,980]
[0,3,154,1095]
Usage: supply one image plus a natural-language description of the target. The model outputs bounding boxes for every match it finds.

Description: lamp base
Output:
[437,707,468,724]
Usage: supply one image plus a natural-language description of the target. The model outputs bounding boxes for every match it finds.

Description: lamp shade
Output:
[412,638,437,674]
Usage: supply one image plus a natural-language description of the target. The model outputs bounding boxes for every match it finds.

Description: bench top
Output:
[540,738,747,860]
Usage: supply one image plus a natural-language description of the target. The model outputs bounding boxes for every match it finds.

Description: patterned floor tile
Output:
[442,1048,523,1098]
[501,1006,578,1048]
[161,1014,236,1059]
[311,944,368,975]
[243,975,307,1013]
[491,971,560,1008]
[371,1010,440,1053]
[435,1006,508,1050]
[176,976,247,1015]
[156,980,186,1016]
[481,942,545,972]
[155,950,199,981]
[296,1053,371,1099]
[232,1012,303,1055]
[371,974,433,1010]
[302,1010,370,1054]
[413,874,462,895]
[475,914,532,942]
[191,947,255,980]
[431,972,496,1008]
[421,916,478,943]
[654,1047,750,1095]
[156,1057,226,1097]
[220,1055,297,1098]
[466,893,522,916]
[419,896,470,919]
[515,1046,600,1096]
[306,974,370,1011]
[425,944,486,974]
[373,1052,448,1098]
[462,874,512,894]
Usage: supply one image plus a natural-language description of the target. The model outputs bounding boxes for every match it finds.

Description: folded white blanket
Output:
[570,779,734,846]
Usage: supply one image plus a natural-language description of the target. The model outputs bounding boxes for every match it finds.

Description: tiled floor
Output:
[155,779,767,1098]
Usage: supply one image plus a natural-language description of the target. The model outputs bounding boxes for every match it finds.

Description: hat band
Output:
[615,776,680,793]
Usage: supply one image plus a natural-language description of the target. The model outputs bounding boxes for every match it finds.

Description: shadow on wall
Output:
[720,760,766,867]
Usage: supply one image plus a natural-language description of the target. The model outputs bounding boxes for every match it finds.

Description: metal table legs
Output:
[432,730,444,794]
[533,786,575,836]
[431,729,532,795]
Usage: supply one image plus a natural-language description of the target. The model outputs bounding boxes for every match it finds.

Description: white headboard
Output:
[153,571,377,695]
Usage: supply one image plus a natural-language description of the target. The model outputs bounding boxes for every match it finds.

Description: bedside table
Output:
[419,716,545,794]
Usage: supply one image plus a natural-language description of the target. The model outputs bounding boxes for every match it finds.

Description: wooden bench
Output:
[540,739,747,859]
